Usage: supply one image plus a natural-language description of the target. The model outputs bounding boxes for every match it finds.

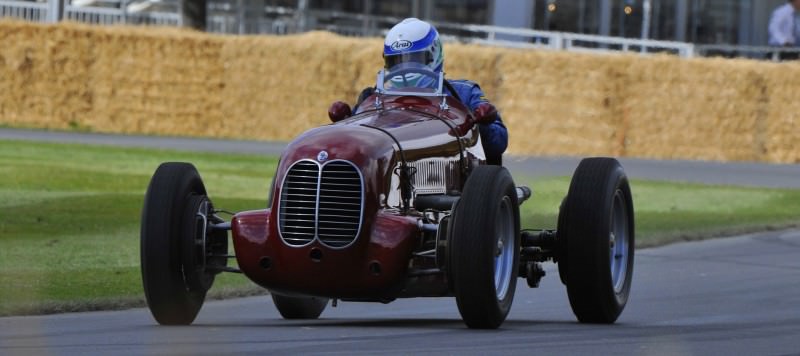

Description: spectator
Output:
[769,0,800,60]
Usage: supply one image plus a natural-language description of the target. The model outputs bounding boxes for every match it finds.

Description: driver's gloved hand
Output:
[472,102,498,125]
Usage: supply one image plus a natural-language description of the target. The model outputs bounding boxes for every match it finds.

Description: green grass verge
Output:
[0,140,275,316]
[519,177,800,246]
[1,140,798,316]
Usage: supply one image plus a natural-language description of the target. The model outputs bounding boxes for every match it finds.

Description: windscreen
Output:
[380,62,442,94]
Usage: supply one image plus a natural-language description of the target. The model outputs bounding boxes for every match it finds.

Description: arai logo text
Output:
[390,40,412,51]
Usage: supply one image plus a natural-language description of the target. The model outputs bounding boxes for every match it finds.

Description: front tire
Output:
[140,162,217,325]
[558,157,635,323]
[449,166,520,329]
[272,294,328,319]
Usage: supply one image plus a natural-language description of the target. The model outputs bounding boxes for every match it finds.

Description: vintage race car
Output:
[140,64,635,329]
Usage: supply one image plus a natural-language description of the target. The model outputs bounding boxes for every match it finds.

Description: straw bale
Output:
[761,63,800,163]
[217,32,380,140]
[1,20,799,163]
[0,21,93,129]
[623,56,764,161]
[443,43,502,100]
[0,20,226,136]
[82,23,226,137]
[496,49,627,157]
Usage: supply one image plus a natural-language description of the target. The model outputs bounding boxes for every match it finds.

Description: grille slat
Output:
[283,237,313,242]
[320,194,360,203]
[321,176,360,180]
[319,213,361,219]
[281,199,318,204]
[319,183,361,188]
[278,160,363,248]
[318,220,360,225]
[314,233,357,238]
[319,193,360,197]
[319,202,361,207]
[319,207,360,212]
[320,191,360,194]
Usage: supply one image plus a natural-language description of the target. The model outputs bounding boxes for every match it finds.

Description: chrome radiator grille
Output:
[278,160,363,248]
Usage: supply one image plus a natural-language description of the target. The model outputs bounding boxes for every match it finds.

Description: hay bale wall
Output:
[0,21,797,163]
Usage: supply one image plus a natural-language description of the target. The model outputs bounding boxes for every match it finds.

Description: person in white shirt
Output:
[769,0,800,59]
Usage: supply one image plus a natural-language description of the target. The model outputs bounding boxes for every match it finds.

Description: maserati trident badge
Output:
[317,150,329,162]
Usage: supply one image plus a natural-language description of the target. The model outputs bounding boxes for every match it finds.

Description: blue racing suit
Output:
[446,79,508,164]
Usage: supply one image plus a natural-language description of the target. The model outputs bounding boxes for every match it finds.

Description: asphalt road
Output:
[1,229,798,355]
[2,128,799,188]
[1,128,799,355]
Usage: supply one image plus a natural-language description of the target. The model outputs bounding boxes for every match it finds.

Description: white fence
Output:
[64,3,122,25]
[695,44,800,61]
[438,23,696,57]
[0,0,48,22]
[0,0,179,26]
[207,3,295,34]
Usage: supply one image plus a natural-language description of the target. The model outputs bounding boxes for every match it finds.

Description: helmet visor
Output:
[384,51,433,70]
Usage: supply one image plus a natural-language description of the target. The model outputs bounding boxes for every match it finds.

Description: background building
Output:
[503,0,784,47]
[243,0,785,47]
[1,0,794,58]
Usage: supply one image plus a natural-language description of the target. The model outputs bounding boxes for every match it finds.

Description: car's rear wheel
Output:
[141,162,219,325]
[272,294,328,319]
[557,157,635,323]
[449,165,520,329]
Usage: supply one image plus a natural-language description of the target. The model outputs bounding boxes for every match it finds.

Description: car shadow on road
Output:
[190,317,583,330]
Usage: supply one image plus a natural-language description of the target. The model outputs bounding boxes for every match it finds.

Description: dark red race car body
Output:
[231,94,480,301]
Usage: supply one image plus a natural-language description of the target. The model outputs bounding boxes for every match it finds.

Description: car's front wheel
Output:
[272,294,328,319]
[141,162,220,325]
[448,165,520,329]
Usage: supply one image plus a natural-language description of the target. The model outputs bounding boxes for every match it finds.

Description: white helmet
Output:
[383,18,444,73]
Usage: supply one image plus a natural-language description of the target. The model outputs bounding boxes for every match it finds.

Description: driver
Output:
[358,18,508,165]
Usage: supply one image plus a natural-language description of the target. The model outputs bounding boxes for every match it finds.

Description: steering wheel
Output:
[383,66,462,102]
[386,66,438,87]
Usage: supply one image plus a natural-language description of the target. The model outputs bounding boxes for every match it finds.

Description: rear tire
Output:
[272,294,328,319]
[449,165,520,329]
[557,158,635,323]
[141,162,216,325]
